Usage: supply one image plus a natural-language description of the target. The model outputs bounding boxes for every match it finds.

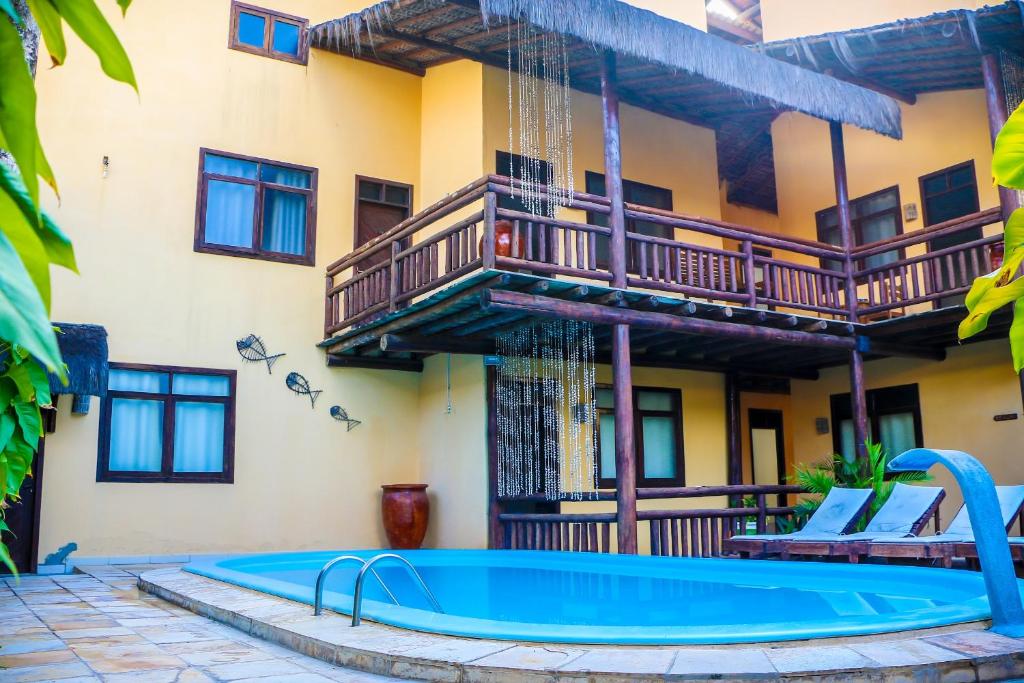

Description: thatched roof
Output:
[757,2,1024,100]
[47,323,109,397]
[310,0,902,139]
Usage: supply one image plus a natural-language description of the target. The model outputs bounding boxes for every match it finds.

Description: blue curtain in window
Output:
[879,412,916,460]
[599,414,616,478]
[173,373,230,396]
[173,402,225,473]
[205,181,256,248]
[262,189,306,255]
[641,416,676,478]
[108,398,163,471]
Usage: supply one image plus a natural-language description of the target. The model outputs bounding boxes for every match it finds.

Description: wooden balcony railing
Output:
[323,176,1005,336]
[496,484,804,557]
[852,207,1003,316]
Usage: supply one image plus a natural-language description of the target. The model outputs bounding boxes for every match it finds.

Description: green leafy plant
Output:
[783,440,930,532]
[0,0,135,574]
[960,102,1024,370]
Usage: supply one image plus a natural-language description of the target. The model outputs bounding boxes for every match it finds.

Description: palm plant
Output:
[781,440,931,532]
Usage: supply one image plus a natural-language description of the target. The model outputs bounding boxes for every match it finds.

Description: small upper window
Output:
[229,2,308,65]
[195,149,317,266]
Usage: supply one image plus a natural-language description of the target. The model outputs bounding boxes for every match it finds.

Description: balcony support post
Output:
[981,52,1020,223]
[482,191,497,270]
[602,49,637,555]
[830,121,869,460]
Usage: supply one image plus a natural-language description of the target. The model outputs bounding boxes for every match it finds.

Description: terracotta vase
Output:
[480,219,525,259]
[380,484,430,549]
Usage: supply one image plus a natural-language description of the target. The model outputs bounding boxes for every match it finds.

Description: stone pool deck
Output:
[0,565,399,682]
[139,566,1024,682]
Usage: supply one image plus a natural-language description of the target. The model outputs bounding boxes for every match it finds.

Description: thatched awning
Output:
[310,0,902,139]
[757,2,1024,101]
[47,323,109,397]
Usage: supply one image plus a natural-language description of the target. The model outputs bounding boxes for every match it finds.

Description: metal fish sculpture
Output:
[236,334,285,374]
[330,405,361,432]
[285,372,322,408]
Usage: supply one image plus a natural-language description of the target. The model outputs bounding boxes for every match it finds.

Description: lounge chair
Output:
[866,485,1024,568]
[724,486,874,558]
[757,483,946,562]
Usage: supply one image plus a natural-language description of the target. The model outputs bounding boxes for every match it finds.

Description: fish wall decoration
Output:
[285,372,322,408]
[236,334,285,373]
[330,405,361,431]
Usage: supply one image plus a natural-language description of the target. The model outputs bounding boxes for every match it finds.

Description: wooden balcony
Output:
[320,176,1005,376]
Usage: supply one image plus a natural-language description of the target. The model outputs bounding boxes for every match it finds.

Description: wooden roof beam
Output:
[481,289,857,350]
[327,354,424,372]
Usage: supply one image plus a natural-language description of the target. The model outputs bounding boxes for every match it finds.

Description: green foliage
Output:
[0,342,52,574]
[784,440,931,532]
[0,1,134,575]
[961,102,1024,371]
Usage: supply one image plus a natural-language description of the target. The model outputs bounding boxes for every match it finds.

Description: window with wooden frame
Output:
[815,186,903,271]
[919,161,981,307]
[595,385,685,488]
[354,177,413,273]
[585,171,674,270]
[229,2,308,64]
[97,364,236,483]
[195,149,317,266]
[830,384,923,463]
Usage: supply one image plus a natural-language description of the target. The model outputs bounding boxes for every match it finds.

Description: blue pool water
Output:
[184,549,1011,644]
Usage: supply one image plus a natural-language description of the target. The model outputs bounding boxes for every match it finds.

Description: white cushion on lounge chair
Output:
[789,483,946,543]
[740,487,872,541]
[872,484,1024,544]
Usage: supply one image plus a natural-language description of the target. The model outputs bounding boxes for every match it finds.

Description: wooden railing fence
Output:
[496,484,803,558]
[324,176,1004,336]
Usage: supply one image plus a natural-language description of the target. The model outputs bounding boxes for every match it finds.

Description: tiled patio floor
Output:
[0,565,401,682]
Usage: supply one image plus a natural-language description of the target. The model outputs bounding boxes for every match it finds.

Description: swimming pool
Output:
[184,549,1009,644]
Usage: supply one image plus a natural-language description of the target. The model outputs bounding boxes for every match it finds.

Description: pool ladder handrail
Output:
[351,553,443,627]
[312,553,443,627]
[313,555,397,616]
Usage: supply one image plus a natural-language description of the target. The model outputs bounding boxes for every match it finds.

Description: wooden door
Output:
[920,162,981,307]
[2,441,43,574]
[749,409,785,506]
[355,177,412,273]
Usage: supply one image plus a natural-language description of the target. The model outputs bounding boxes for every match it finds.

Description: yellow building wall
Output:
[481,65,723,235]
[761,0,985,42]
[772,90,998,244]
[789,340,1024,522]
[419,355,489,550]
[36,0,430,558]
[420,61,486,209]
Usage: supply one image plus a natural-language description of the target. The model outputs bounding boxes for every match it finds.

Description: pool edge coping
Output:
[139,566,1024,682]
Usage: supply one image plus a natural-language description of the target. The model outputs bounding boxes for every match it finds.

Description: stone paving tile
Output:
[668,647,777,676]
[847,638,965,666]
[763,644,880,674]
[0,659,96,681]
[0,568,402,683]
[205,657,308,680]
[925,629,1024,657]
[557,648,676,674]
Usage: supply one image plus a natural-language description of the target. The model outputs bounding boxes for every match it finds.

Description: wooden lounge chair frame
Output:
[865,499,1024,569]
[769,489,945,563]
[724,489,875,559]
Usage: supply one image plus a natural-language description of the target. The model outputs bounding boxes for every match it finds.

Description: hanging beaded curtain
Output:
[506,20,574,218]
[495,320,597,500]
[999,48,1024,207]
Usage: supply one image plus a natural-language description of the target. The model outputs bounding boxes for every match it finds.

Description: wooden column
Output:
[601,49,637,554]
[981,52,1020,222]
[830,121,869,460]
[725,373,742,487]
